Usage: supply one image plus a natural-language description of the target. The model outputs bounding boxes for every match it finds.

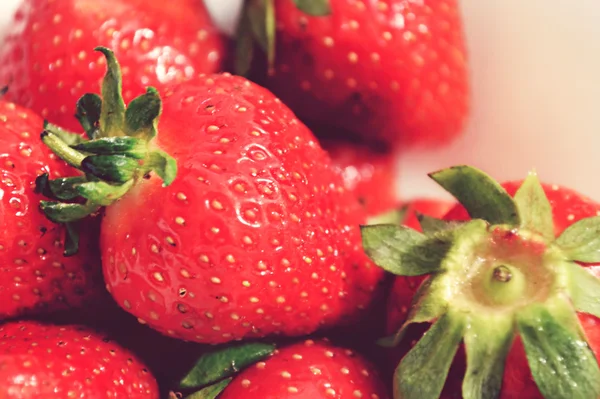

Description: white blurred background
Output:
[1,0,600,200]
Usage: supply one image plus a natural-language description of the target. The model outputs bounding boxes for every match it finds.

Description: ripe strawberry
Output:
[0,320,158,398]
[172,339,389,398]
[237,0,470,148]
[0,0,225,131]
[320,137,397,215]
[363,165,600,399]
[42,302,210,396]
[39,47,384,345]
[0,100,103,320]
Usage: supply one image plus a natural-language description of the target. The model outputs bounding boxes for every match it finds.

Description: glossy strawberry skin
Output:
[100,74,384,344]
[387,184,600,398]
[321,138,397,215]
[0,0,225,131]
[0,321,158,398]
[0,101,103,320]
[253,0,469,148]
[219,339,388,399]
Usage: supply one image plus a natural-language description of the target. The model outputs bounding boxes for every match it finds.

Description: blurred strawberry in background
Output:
[236,0,470,150]
[0,0,226,131]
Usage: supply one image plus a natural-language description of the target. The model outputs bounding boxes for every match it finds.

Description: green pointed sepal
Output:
[172,342,275,398]
[40,47,176,193]
[75,93,102,139]
[235,0,276,76]
[234,0,330,76]
[517,298,600,399]
[394,311,466,399]
[292,0,331,15]
[38,46,178,255]
[366,206,408,226]
[360,224,454,277]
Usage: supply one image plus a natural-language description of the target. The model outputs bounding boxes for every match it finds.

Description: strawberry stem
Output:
[481,263,526,306]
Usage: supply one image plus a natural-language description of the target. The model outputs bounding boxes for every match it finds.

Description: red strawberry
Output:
[172,339,389,398]
[364,165,600,399]
[0,320,158,398]
[0,100,103,320]
[39,47,384,345]
[42,302,209,396]
[321,138,398,215]
[0,0,225,131]
[237,0,470,148]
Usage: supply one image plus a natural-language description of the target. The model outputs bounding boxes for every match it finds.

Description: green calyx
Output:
[38,47,177,254]
[172,342,275,398]
[234,0,331,76]
[362,165,600,399]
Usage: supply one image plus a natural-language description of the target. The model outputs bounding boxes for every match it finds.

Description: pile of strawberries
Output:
[2,1,600,399]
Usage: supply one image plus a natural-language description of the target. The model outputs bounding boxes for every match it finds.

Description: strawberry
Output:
[363,165,600,399]
[0,100,104,320]
[171,339,389,398]
[39,47,384,345]
[42,302,209,397]
[0,0,225,132]
[0,320,158,398]
[321,137,397,215]
[236,0,470,148]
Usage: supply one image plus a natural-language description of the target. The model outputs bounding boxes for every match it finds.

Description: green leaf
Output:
[234,11,255,76]
[293,0,331,16]
[379,275,448,348]
[513,172,554,240]
[566,262,600,319]
[40,201,99,223]
[73,137,147,159]
[44,121,86,146]
[395,312,466,399]
[63,222,80,256]
[75,93,102,139]
[247,0,276,65]
[183,378,233,399]
[517,302,600,399]
[35,175,87,201]
[417,213,461,234]
[179,343,275,389]
[95,47,126,137]
[81,155,138,184]
[34,173,53,197]
[77,180,134,206]
[360,224,451,276]
[146,150,177,186]
[462,316,513,399]
[367,206,408,226]
[124,87,162,141]
[555,216,600,263]
[429,165,520,226]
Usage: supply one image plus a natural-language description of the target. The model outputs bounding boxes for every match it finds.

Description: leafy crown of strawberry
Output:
[36,47,177,254]
[361,165,600,399]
